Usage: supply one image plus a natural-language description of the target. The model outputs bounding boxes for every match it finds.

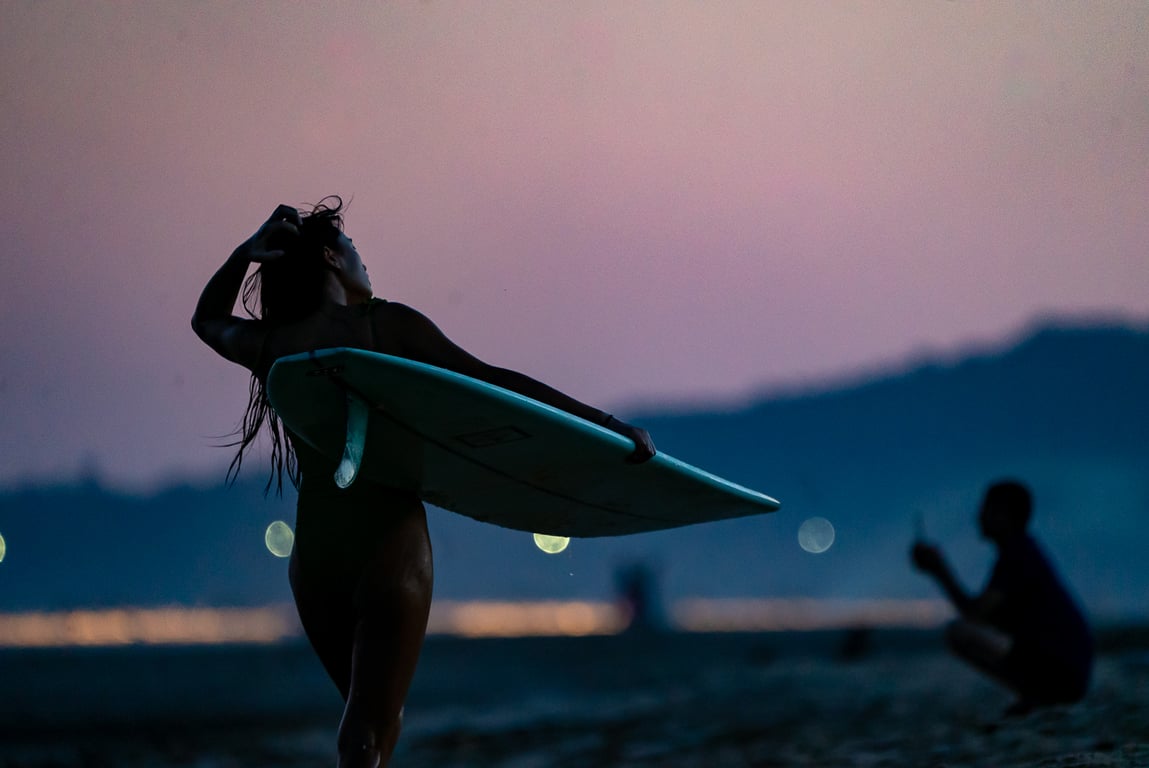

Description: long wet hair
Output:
[227,196,347,494]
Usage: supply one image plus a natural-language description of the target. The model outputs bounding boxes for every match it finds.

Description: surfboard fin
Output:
[334,393,369,489]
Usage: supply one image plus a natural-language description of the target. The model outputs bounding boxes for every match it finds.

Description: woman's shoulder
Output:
[367,298,433,355]
[369,297,414,313]
[369,298,433,327]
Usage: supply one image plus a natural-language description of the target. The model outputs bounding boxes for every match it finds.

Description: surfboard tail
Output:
[333,394,369,489]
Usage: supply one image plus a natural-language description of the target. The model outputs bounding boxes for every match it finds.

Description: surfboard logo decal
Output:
[305,365,345,377]
[455,426,531,448]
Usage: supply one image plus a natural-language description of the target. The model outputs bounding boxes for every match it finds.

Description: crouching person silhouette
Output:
[911,480,1093,716]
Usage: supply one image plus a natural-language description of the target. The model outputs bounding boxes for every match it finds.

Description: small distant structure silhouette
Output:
[911,480,1093,716]
[614,562,665,634]
[836,626,873,662]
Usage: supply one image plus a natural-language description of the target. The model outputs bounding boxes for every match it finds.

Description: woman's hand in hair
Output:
[243,204,302,263]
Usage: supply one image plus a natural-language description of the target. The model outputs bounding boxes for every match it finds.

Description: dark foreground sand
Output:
[3,631,1147,767]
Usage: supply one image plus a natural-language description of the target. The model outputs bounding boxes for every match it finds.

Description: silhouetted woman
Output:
[192,199,654,767]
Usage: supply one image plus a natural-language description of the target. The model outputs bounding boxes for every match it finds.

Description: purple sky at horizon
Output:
[1,2,1146,490]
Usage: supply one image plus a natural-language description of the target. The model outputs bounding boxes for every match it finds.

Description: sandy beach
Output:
[2,630,1147,767]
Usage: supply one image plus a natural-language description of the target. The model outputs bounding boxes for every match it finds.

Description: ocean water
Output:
[2,631,1147,767]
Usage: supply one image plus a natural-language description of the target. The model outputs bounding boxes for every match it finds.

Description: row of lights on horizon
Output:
[258,516,837,559]
[0,520,835,566]
[260,520,578,559]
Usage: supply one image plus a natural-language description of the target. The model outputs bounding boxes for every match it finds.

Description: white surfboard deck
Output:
[266,348,780,537]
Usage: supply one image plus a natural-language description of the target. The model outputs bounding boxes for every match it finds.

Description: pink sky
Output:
[1,2,1146,489]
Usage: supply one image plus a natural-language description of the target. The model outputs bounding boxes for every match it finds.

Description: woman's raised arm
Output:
[191,205,300,369]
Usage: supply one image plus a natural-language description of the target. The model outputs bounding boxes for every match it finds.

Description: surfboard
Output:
[266,348,780,537]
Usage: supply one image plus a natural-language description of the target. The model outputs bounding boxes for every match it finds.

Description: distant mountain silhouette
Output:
[1,320,1146,618]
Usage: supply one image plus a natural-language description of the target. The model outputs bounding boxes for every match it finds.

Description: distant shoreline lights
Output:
[0,599,953,647]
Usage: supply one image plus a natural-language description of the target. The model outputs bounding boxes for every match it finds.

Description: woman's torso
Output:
[258,299,425,573]
[256,299,400,376]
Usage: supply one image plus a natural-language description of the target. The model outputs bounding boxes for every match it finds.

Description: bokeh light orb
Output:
[798,517,835,554]
[265,521,295,558]
[0,532,6,563]
[533,533,570,554]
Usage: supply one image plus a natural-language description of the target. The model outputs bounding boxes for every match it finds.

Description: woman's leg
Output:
[945,618,1042,715]
[945,618,1013,683]
[337,507,434,768]
[289,549,356,699]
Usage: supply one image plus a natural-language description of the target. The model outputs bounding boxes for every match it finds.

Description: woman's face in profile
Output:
[333,232,373,300]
